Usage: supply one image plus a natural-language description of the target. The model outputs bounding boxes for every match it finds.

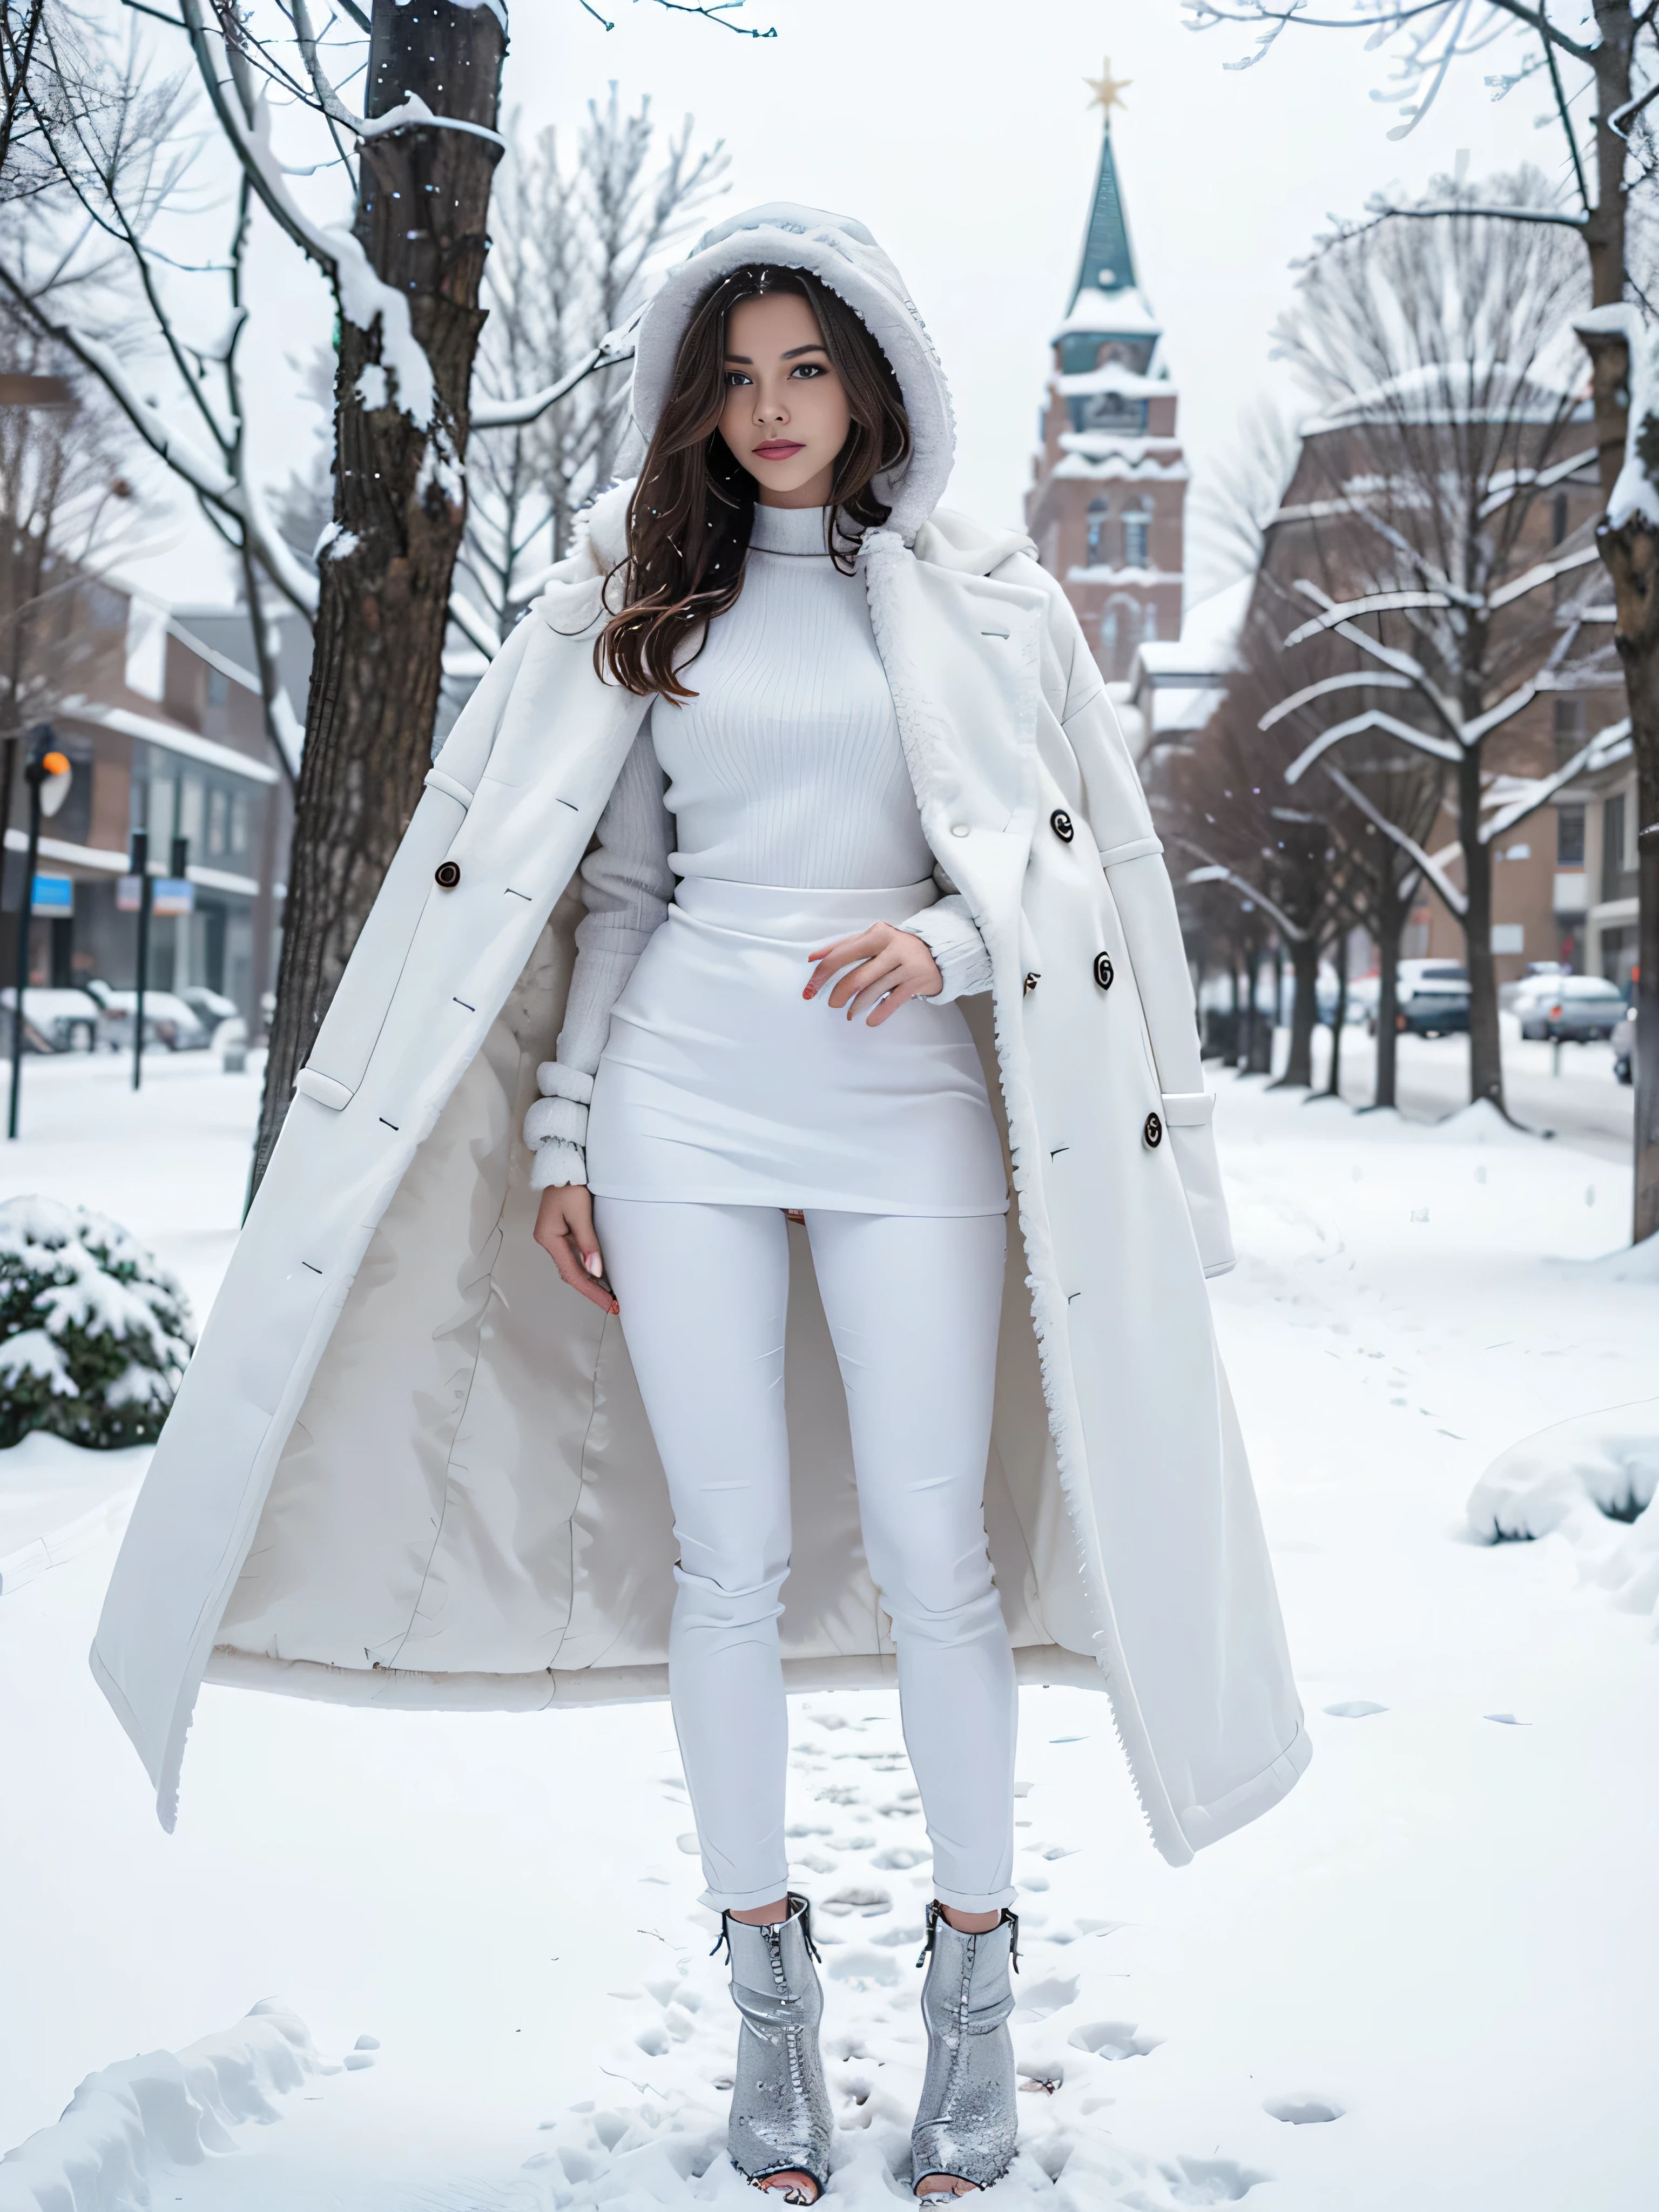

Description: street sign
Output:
[152,878,194,918]
[30,874,73,916]
[116,875,144,913]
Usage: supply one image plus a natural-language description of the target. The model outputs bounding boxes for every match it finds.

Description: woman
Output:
[92,207,1308,2209]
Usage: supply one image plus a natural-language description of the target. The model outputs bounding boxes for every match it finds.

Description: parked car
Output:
[1517,974,1627,1042]
[1613,1003,1636,1084]
[0,986,102,1053]
[1374,960,1471,1037]
[176,986,240,1031]
[87,987,213,1053]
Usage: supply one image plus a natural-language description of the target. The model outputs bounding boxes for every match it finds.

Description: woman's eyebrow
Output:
[723,344,829,364]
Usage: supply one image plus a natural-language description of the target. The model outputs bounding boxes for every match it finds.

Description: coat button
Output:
[1023,972,1040,995]
[1093,951,1114,990]
[1143,1111,1163,1150]
[949,822,970,839]
[434,860,461,888]
[1050,808,1075,844]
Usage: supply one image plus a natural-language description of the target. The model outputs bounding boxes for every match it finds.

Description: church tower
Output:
[1026,65,1186,692]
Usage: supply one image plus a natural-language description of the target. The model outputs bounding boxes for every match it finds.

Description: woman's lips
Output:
[752,440,805,461]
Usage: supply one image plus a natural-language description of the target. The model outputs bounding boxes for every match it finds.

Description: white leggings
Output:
[593,1199,1017,1914]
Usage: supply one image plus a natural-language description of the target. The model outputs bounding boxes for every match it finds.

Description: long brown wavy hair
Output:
[595,264,912,700]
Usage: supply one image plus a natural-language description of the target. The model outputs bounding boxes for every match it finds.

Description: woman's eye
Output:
[724,370,752,387]
[790,362,826,379]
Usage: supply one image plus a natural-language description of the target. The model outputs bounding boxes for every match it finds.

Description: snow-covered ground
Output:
[3,1055,1658,2209]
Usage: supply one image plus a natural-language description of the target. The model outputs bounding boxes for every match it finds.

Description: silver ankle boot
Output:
[717,1893,832,2202]
[911,1901,1020,2195]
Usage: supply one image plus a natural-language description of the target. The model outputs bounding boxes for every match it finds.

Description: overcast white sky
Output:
[122,0,1576,611]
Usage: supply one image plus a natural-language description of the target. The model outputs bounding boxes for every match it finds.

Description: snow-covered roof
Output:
[1120,579,1250,745]
[1180,574,1253,656]
[1054,286,1162,342]
[1053,441,1188,485]
[1067,564,1184,589]
[1056,364,1172,402]
[1306,359,1588,434]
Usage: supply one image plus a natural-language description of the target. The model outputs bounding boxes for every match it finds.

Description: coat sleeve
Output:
[523,723,673,1191]
[1049,594,1236,1279]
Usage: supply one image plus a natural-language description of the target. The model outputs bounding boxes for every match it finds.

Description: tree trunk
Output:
[1274,934,1319,1088]
[1246,945,1273,1074]
[1325,923,1348,1098]
[1458,751,1503,1110]
[1227,956,1242,1066]
[252,0,507,1190]
[1596,491,1659,1239]
[1584,9,1659,1237]
[1373,878,1404,1111]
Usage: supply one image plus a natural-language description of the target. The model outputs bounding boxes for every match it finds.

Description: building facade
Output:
[1,578,300,1026]
[1026,80,1187,691]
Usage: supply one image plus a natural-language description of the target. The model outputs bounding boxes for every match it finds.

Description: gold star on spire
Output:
[1084,59,1132,119]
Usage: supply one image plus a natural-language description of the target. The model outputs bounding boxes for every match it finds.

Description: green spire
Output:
[1069,114,1137,310]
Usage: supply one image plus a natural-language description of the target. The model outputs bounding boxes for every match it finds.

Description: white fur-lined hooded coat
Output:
[91,205,1310,1859]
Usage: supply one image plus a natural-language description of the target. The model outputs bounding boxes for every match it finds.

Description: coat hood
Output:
[623,203,955,542]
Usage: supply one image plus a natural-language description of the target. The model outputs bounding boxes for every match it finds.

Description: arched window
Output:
[1085,498,1108,564]
[1143,602,1158,644]
[1122,504,1150,570]
[1101,595,1141,679]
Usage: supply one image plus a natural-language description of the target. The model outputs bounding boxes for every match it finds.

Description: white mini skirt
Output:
[585,878,1008,1216]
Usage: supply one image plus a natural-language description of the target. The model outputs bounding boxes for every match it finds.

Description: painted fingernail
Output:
[584,1253,603,1277]
[802,987,815,1000]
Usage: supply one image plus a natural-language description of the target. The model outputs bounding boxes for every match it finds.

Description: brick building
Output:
[1,577,301,1024]
[1027,79,1187,690]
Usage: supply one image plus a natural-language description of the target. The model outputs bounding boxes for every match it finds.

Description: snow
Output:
[0,2002,337,2212]
[3,1059,1659,2206]
[1468,1397,1659,1627]
[1573,306,1659,533]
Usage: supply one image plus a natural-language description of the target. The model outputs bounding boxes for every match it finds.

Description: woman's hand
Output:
[804,923,943,1026]
[534,1184,619,1314]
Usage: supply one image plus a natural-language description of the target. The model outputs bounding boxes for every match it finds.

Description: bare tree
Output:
[1256,172,1602,1112]
[1179,0,1659,1231]
[1,0,48,191]
[460,86,727,649]
[6,0,768,1188]
[0,304,139,893]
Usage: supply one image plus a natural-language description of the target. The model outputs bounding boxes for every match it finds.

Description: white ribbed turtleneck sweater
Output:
[526,502,992,1190]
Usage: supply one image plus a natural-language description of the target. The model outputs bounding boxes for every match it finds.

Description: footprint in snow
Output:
[1484,1712,1528,1725]
[1264,2095,1343,2125]
[1068,2019,1159,2060]
[1010,1973,1078,2022]
[820,1886,892,1919]
[1160,2154,1270,2203]
[1323,1700,1387,1718]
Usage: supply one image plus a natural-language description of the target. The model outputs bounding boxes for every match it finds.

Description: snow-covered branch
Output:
[1258,668,1414,732]
[177,0,437,426]
[1282,586,1452,648]
[0,263,319,619]
[1479,721,1631,843]
[1181,854,1310,942]
[1478,445,1598,521]
[471,327,639,430]
[1320,763,1468,916]
[1283,707,1464,784]
[1486,538,1601,610]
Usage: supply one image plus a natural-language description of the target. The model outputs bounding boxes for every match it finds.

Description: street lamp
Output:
[6,727,73,1141]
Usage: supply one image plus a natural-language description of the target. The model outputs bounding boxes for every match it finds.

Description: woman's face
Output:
[717,289,852,509]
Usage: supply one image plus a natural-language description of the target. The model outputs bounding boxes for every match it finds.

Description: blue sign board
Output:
[31,873,73,917]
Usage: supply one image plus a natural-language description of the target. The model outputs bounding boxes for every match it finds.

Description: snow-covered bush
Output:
[0,1197,193,1449]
